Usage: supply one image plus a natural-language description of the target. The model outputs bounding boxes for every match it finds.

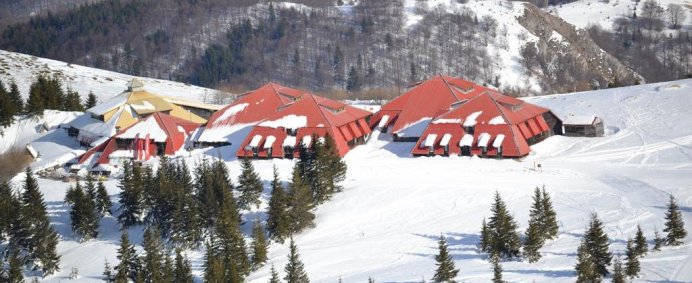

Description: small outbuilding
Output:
[562,115,604,137]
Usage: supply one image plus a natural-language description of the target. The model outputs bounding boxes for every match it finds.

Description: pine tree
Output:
[103,259,114,283]
[663,195,687,246]
[584,213,612,276]
[269,264,281,283]
[541,187,559,240]
[524,188,545,263]
[633,224,648,256]
[284,238,310,283]
[7,245,24,283]
[313,134,347,205]
[115,230,138,282]
[491,255,504,283]
[251,220,269,268]
[0,181,14,242]
[63,88,84,111]
[653,229,664,251]
[625,238,640,278]
[486,191,521,259]
[141,227,164,283]
[95,180,113,217]
[212,185,249,279]
[161,252,175,283]
[611,257,626,283]
[479,218,491,253]
[8,80,23,114]
[85,91,98,109]
[286,163,315,234]
[118,161,144,227]
[575,236,601,283]
[267,165,290,242]
[203,240,224,283]
[68,182,99,240]
[432,235,459,283]
[173,249,194,283]
[21,167,60,276]
[237,158,264,210]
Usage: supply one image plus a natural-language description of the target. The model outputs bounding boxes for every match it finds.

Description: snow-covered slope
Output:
[14,78,692,282]
[550,0,691,30]
[0,50,220,104]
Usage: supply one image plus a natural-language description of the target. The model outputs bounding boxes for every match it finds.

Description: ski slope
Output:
[6,79,689,282]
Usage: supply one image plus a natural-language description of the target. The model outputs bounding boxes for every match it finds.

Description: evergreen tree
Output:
[541,187,559,240]
[251,220,269,268]
[21,167,60,276]
[211,184,249,279]
[611,257,626,283]
[161,252,174,283]
[85,91,98,109]
[141,227,164,283]
[170,161,201,248]
[118,161,144,227]
[8,80,23,114]
[203,240,224,283]
[485,191,521,259]
[115,230,138,282]
[0,181,14,242]
[237,158,264,210]
[63,88,84,111]
[432,235,459,283]
[663,195,687,246]
[67,182,99,240]
[633,224,648,256]
[584,213,612,276]
[286,163,315,234]
[346,66,362,92]
[313,134,347,205]
[524,188,545,263]
[479,218,490,253]
[174,249,194,283]
[7,245,24,283]
[0,81,15,127]
[491,255,504,283]
[575,236,601,283]
[653,229,664,251]
[103,259,114,283]
[624,238,640,278]
[269,264,281,283]
[267,165,290,242]
[284,238,309,283]
[95,180,113,217]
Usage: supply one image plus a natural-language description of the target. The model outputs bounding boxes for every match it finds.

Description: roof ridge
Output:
[439,75,462,102]
[308,94,335,127]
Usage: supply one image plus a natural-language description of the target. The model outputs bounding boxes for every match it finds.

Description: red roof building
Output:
[237,94,373,158]
[371,75,562,158]
[196,83,305,145]
[75,112,200,172]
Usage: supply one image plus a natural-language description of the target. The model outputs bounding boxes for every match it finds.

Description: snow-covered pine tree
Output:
[432,235,459,283]
[95,180,112,217]
[269,264,281,283]
[7,245,24,283]
[663,195,687,246]
[237,158,264,210]
[611,257,626,283]
[287,163,315,234]
[115,230,138,282]
[103,259,113,283]
[162,252,174,283]
[284,238,310,283]
[313,133,347,205]
[251,220,269,268]
[173,249,194,283]
[653,229,664,251]
[575,236,601,283]
[84,173,97,201]
[541,187,559,240]
[491,255,504,283]
[21,167,60,276]
[625,238,640,278]
[486,191,521,259]
[524,187,545,263]
[585,212,613,276]
[117,161,144,227]
[633,224,648,256]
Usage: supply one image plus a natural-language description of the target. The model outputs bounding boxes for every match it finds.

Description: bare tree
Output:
[666,4,686,29]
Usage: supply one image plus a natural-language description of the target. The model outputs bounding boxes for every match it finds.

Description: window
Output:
[460,146,471,156]
[481,146,488,157]
[284,146,294,159]
[464,126,475,135]
[496,146,503,158]
[285,128,298,136]
[443,145,449,156]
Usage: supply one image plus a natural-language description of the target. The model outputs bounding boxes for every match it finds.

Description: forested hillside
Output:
[0,0,689,95]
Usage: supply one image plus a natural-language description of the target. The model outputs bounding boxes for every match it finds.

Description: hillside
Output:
[7,78,690,282]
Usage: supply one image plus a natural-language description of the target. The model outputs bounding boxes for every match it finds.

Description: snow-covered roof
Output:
[488,115,506,125]
[432,118,462,124]
[477,133,491,147]
[283,136,297,148]
[563,115,597,125]
[378,115,390,128]
[87,93,129,116]
[459,134,474,147]
[463,111,483,127]
[259,114,308,129]
[395,117,431,137]
[439,133,452,147]
[263,135,276,149]
[213,103,249,126]
[196,123,252,143]
[493,134,505,148]
[249,135,263,148]
[424,134,438,147]
[302,135,312,147]
[118,117,167,142]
